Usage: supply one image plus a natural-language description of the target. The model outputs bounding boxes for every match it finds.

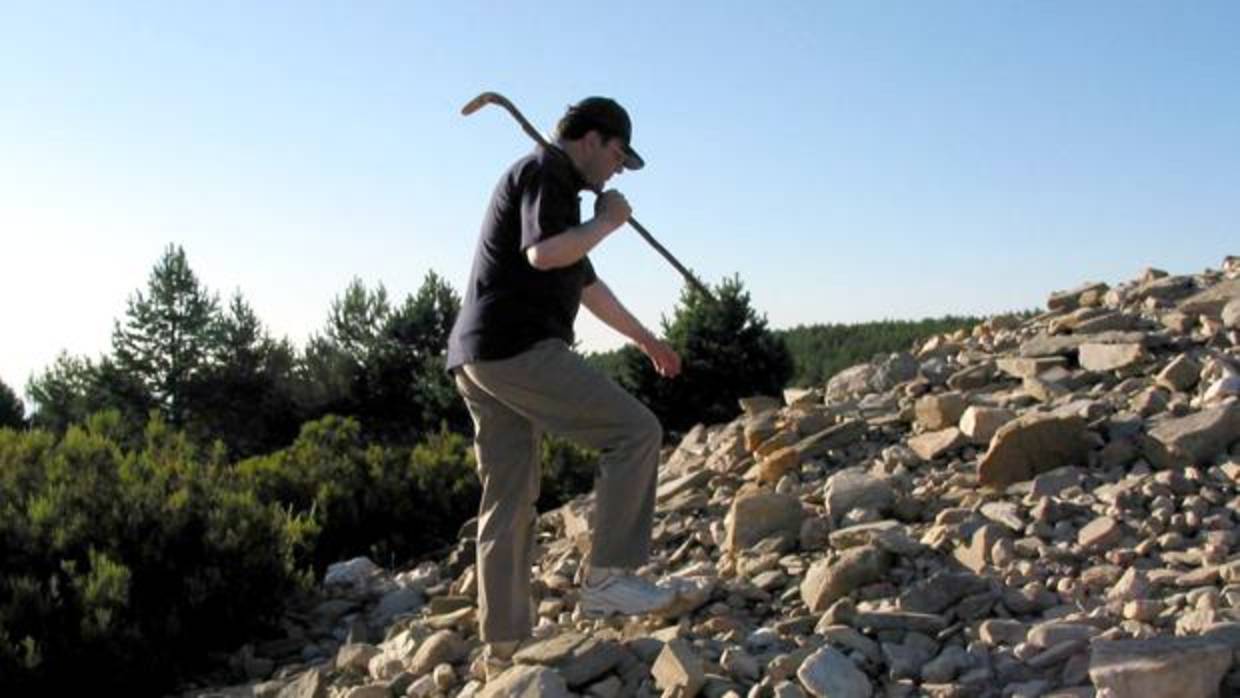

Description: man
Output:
[446,96,681,671]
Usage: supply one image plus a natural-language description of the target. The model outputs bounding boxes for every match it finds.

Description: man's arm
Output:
[581,279,681,378]
[526,191,631,270]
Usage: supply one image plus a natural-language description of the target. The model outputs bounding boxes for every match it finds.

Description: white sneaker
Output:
[579,568,676,618]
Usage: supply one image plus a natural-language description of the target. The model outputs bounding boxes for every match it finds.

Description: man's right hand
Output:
[595,190,632,229]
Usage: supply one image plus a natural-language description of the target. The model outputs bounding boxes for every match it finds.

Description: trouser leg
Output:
[454,370,541,643]
[461,339,662,571]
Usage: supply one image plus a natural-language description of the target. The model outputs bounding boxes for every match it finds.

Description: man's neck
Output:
[553,138,591,189]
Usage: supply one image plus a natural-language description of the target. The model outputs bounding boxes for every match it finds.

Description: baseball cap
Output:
[567,96,645,170]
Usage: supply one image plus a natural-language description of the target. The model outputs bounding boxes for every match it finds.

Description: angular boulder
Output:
[1089,636,1232,698]
[724,489,804,553]
[1142,402,1240,469]
[1079,343,1149,372]
[801,545,891,612]
[978,413,1092,489]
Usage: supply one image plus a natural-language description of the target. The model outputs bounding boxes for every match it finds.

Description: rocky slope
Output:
[190,256,1240,698]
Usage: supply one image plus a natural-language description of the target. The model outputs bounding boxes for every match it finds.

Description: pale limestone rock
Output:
[796,646,872,698]
[724,489,804,553]
[1048,282,1109,312]
[335,643,380,673]
[276,668,326,698]
[1089,636,1232,698]
[959,406,1015,445]
[652,639,705,697]
[408,630,465,676]
[822,470,894,523]
[758,446,801,485]
[1223,298,1240,329]
[1079,342,1149,372]
[1157,354,1202,392]
[997,356,1068,379]
[478,665,571,698]
[908,427,968,461]
[916,392,968,431]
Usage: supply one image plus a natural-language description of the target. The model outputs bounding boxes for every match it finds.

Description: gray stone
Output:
[1178,278,1240,316]
[978,619,1027,646]
[1156,354,1202,392]
[1026,622,1100,650]
[1089,636,1232,698]
[479,665,571,698]
[1223,298,1240,329]
[558,638,627,688]
[909,427,969,461]
[1049,282,1109,312]
[801,546,891,613]
[980,502,1025,532]
[822,470,894,523]
[1143,402,1240,469]
[997,356,1068,379]
[796,646,872,698]
[959,406,1016,445]
[724,489,804,553]
[369,587,424,627]
[897,571,989,614]
[1079,343,1149,372]
[795,419,867,459]
[851,611,947,634]
[827,364,877,399]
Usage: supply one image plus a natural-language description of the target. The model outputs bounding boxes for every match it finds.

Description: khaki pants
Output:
[454,338,662,642]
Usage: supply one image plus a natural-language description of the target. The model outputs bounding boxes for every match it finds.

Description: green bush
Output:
[0,412,311,694]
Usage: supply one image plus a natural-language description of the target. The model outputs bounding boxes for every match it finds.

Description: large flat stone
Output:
[1142,402,1240,469]
[978,413,1093,489]
[1178,278,1240,316]
[1089,636,1232,698]
[1078,343,1149,372]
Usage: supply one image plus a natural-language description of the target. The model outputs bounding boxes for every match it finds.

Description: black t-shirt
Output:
[446,145,598,370]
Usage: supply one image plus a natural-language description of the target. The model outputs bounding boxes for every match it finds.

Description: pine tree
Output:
[0,377,24,429]
[112,244,219,427]
[186,292,301,457]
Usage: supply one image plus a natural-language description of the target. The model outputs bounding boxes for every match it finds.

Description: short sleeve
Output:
[520,167,579,251]
[581,256,597,286]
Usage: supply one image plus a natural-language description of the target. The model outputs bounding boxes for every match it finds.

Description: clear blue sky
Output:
[3,1,1238,397]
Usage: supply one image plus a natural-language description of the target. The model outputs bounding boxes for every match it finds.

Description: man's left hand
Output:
[640,338,681,379]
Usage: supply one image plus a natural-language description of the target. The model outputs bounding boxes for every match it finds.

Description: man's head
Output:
[554,96,644,188]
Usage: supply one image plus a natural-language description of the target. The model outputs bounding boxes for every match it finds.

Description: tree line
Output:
[15,244,467,458]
